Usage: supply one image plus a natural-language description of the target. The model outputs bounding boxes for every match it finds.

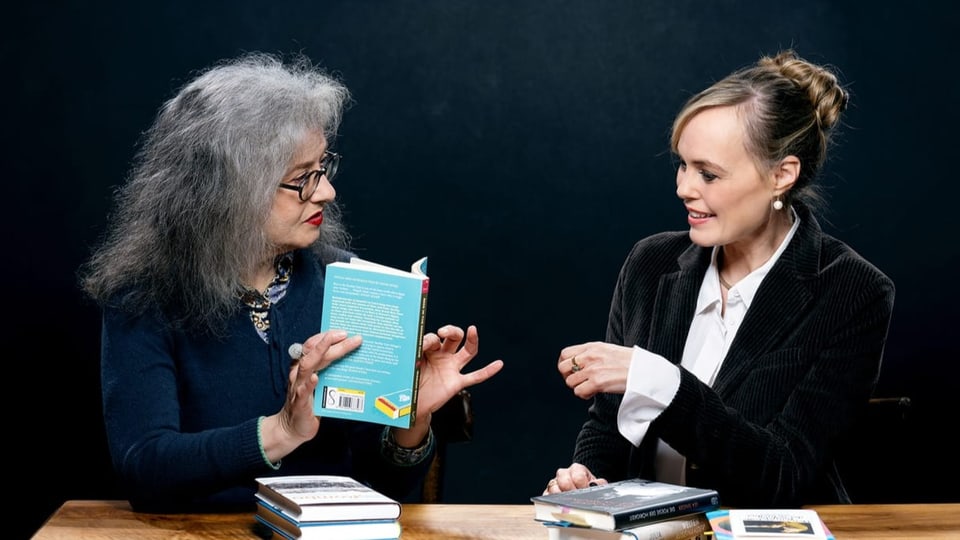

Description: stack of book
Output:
[254,475,402,540]
[530,478,721,540]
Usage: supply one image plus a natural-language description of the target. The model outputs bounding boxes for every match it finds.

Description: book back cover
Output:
[314,257,429,428]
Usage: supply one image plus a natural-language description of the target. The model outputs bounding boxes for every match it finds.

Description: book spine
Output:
[256,489,300,516]
[612,494,718,530]
[408,278,429,427]
[624,516,710,540]
[254,514,296,540]
[547,516,709,540]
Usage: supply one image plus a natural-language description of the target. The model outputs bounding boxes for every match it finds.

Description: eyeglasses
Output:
[277,151,341,201]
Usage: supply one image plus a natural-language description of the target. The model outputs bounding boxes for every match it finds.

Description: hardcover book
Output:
[531,478,720,531]
[706,509,834,540]
[314,256,429,428]
[544,513,711,540]
[255,475,402,523]
[255,499,401,540]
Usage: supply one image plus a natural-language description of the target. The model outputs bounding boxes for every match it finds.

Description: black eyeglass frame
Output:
[277,151,341,201]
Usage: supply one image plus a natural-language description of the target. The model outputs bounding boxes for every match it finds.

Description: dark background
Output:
[11,1,958,538]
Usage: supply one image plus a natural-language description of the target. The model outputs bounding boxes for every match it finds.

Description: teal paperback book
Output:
[314,256,429,428]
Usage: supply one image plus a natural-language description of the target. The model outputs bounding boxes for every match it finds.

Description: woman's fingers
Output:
[299,330,362,372]
[421,332,441,353]
[459,359,504,387]
[436,324,466,354]
[543,463,604,494]
[285,330,361,408]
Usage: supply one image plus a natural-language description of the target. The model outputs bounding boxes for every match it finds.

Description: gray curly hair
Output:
[80,52,352,332]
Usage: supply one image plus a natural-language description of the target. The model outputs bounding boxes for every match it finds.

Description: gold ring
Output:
[571,356,581,373]
[548,479,558,486]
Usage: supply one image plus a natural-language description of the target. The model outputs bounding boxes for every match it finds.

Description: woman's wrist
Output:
[260,413,311,463]
[390,412,432,448]
[257,416,282,469]
[382,421,435,466]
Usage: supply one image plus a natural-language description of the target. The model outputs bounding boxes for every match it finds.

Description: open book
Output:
[314,256,429,428]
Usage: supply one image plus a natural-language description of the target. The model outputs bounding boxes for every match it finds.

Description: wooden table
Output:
[31,500,960,539]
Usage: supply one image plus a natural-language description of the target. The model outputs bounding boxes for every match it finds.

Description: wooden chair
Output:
[420,389,474,503]
[835,396,912,503]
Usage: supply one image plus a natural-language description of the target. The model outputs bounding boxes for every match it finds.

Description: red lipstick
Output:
[306,211,324,226]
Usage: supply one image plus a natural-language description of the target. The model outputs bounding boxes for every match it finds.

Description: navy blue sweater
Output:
[100,249,432,512]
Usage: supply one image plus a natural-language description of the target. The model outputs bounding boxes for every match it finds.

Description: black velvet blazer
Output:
[572,204,895,507]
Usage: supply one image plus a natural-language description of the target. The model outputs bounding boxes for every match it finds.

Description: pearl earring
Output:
[773,197,784,211]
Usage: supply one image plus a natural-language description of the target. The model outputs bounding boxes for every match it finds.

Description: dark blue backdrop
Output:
[10,2,958,538]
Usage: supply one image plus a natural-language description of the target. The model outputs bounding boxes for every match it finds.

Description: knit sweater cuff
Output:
[255,416,281,470]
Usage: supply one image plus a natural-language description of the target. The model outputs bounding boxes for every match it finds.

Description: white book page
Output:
[344,256,428,277]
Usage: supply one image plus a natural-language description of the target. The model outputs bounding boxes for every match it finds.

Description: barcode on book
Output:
[321,387,365,412]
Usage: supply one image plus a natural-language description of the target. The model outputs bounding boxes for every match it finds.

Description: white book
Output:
[544,513,711,540]
[255,475,401,523]
[255,499,401,540]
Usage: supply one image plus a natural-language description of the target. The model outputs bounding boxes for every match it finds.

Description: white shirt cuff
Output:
[616,346,681,446]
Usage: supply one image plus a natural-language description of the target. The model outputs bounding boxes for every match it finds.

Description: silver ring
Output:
[571,356,582,373]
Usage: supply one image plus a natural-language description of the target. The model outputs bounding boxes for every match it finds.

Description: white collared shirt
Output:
[617,210,800,484]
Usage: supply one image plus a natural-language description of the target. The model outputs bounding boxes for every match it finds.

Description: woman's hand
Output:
[261,329,362,462]
[557,341,634,399]
[392,324,503,447]
[543,463,607,494]
[417,324,503,414]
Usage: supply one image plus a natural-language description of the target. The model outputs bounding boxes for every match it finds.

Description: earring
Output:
[773,196,784,211]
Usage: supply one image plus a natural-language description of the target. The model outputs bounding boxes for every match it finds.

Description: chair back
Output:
[420,389,474,502]
[836,396,912,503]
